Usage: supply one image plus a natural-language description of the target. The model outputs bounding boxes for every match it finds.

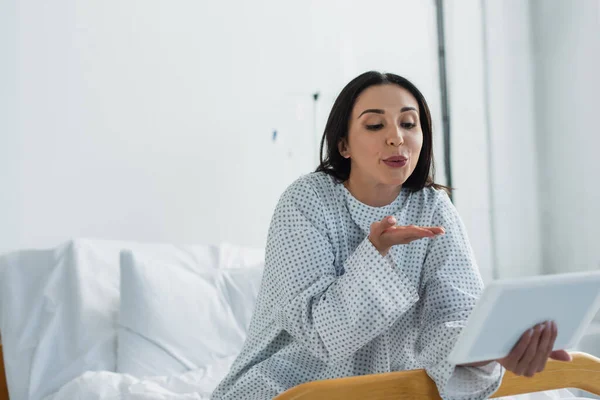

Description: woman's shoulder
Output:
[409,185,461,230]
[282,171,340,203]
[270,172,339,231]
[409,184,452,210]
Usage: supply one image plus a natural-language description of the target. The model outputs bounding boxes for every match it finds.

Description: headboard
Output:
[0,344,8,400]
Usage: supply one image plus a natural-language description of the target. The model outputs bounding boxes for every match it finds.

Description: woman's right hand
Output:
[369,216,445,256]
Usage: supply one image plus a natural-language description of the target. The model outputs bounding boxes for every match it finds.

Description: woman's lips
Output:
[383,159,407,168]
[383,156,408,168]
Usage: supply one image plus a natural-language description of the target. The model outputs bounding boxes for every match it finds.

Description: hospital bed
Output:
[1,345,599,400]
[0,239,598,400]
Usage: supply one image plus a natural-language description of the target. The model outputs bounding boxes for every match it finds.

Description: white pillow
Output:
[117,244,264,378]
[0,239,124,400]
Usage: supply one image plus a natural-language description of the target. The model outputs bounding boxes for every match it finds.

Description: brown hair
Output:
[315,71,449,193]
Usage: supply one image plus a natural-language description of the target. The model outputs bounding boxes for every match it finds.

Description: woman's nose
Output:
[386,127,404,147]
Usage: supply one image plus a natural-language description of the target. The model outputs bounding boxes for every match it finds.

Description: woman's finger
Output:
[383,225,444,238]
[536,321,556,373]
[502,328,533,372]
[550,320,558,351]
[381,225,399,234]
[516,324,544,376]
[408,235,429,243]
[383,226,429,239]
[372,217,396,237]
[549,324,572,362]
[379,216,396,232]
[406,232,435,243]
[549,349,572,361]
[423,226,446,235]
[528,322,552,376]
[407,226,436,237]
[379,224,444,247]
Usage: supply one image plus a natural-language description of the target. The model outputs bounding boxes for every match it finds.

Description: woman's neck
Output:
[344,174,401,207]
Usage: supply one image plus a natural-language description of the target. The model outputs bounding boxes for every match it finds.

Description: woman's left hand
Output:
[499,321,572,377]
[461,321,572,377]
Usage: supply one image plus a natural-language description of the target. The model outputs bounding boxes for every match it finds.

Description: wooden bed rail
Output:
[275,352,600,400]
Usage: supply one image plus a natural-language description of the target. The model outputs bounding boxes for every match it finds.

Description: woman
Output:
[211,71,572,400]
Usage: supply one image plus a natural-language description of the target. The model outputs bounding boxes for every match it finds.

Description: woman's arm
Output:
[264,178,420,365]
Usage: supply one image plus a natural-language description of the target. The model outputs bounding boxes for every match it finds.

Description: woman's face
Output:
[340,84,423,187]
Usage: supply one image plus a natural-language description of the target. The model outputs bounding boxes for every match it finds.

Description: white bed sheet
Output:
[44,355,237,400]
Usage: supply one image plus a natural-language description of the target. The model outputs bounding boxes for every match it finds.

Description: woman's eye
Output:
[401,122,417,129]
[366,124,384,131]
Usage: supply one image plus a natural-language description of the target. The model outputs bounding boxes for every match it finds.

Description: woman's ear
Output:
[338,139,350,159]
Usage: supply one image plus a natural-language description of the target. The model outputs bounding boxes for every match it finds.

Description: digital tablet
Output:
[447,271,600,365]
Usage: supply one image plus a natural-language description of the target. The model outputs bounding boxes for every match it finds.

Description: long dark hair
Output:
[315,71,449,193]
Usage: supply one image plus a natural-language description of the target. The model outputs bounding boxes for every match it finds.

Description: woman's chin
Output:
[380,175,408,186]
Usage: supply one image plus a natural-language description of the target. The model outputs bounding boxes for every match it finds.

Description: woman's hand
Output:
[498,321,572,377]
[369,216,445,256]
[461,321,572,377]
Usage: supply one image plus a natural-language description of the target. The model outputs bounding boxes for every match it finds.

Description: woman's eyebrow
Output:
[358,106,417,118]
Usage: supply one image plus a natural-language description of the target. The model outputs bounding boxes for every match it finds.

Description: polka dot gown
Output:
[211,172,504,400]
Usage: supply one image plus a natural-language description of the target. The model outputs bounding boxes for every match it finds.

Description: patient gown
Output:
[212,171,505,400]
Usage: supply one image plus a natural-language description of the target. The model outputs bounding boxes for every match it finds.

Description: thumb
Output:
[549,350,572,362]
[371,216,397,237]
[383,216,397,227]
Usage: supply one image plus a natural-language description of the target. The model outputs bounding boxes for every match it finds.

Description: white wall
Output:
[479,0,600,359]
[530,0,600,275]
[482,0,542,279]
[0,0,20,252]
[446,0,600,284]
[443,0,495,283]
[530,0,600,354]
[0,0,444,254]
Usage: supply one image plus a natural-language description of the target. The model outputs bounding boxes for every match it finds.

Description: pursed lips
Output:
[382,155,408,162]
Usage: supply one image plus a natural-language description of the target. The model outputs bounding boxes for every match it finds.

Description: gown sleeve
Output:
[266,177,420,364]
[416,190,505,400]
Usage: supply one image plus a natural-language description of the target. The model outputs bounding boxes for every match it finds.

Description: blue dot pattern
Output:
[211,172,504,400]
